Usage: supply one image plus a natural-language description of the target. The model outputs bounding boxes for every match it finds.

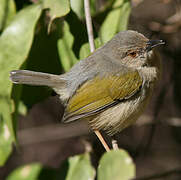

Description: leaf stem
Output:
[112,139,119,150]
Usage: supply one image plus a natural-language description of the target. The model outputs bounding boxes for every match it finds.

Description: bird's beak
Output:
[146,40,165,51]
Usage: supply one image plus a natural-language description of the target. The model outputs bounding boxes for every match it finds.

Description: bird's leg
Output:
[112,135,119,150]
[94,130,110,152]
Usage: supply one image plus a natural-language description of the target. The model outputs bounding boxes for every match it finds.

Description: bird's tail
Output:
[10,70,66,88]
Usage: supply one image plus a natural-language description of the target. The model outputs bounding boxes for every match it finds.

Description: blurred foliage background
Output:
[0,0,181,179]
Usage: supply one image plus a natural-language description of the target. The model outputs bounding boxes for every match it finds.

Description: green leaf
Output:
[79,38,102,59]
[6,163,42,180]
[0,116,13,165]
[0,0,16,32]
[0,3,42,165]
[98,149,135,180]
[99,0,131,44]
[60,153,95,180]
[57,21,78,72]
[65,11,88,57]
[70,0,96,19]
[6,154,95,180]
[17,101,27,115]
[42,0,70,23]
[20,17,63,108]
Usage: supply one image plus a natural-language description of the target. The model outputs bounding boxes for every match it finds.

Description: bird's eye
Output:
[128,51,137,58]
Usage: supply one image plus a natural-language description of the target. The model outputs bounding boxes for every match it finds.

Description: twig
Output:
[84,0,111,151]
[94,130,110,152]
[84,0,95,52]
[84,0,119,151]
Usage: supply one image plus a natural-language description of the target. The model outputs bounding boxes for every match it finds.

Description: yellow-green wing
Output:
[63,71,142,122]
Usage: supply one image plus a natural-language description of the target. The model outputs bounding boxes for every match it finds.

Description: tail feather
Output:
[10,70,66,88]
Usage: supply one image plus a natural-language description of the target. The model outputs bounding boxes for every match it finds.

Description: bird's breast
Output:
[90,85,153,135]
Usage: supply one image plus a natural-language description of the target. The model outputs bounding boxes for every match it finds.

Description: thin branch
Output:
[94,130,110,152]
[84,0,119,151]
[84,0,95,52]
[84,0,111,151]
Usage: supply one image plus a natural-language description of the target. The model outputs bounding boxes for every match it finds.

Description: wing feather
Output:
[63,71,142,122]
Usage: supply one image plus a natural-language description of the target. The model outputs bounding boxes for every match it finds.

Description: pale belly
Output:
[89,87,152,136]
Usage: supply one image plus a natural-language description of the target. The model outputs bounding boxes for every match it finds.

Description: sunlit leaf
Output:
[0,4,42,165]
[79,38,102,59]
[6,154,95,180]
[70,0,96,19]
[42,0,70,29]
[0,117,13,165]
[57,21,78,72]
[17,101,27,115]
[20,17,63,108]
[58,153,95,180]
[99,0,131,44]
[6,163,42,180]
[98,149,135,180]
[0,0,16,32]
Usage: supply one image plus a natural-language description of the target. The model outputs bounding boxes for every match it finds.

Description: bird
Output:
[10,30,164,151]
